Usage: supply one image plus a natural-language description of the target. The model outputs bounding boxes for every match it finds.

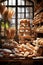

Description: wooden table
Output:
[0,57,43,65]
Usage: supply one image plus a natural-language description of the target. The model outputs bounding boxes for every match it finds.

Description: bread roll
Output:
[33,26,43,33]
[26,43,35,50]
[25,27,31,31]
[23,35,31,39]
[27,20,30,26]
[24,51,29,56]
[20,23,25,27]
[20,19,27,24]
[19,27,25,30]
[38,38,43,46]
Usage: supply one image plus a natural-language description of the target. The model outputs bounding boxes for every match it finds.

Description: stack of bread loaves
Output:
[18,19,32,44]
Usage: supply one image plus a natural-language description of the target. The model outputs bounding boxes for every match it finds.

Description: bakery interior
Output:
[0,0,43,65]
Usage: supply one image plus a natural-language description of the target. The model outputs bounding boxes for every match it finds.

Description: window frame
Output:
[6,0,34,34]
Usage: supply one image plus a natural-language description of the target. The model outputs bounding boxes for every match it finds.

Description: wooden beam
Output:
[0,0,7,3]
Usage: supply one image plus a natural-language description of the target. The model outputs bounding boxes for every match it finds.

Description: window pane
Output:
[30,13,33,18]
[29,7,33,12]
[29,2,33,5]
[9,0,11,5]
[22,0,25,5]
[26,1,33,5]
[18,0,21,5]
[21,8,24,12]
[9,0,16,5]
[26,13,33,19]
[18,14,24,19]
[10,19,15,27]
[17,14,20,18]
[18,0,25,5]
[13,0,16,5]
[18,7,24,12]
[26,13,30,19]
[26,7,30,12]
[18,7,21,12]
[26,7,33,13]
[26,1,30,5]
[21,14,24,18]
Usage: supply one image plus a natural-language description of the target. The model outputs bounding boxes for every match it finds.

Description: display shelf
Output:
[34,8,43,16]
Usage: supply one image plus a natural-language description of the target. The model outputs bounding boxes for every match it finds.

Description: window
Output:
[3,0,34,34]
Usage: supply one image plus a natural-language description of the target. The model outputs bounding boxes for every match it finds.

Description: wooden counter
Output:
[0,57,43,65]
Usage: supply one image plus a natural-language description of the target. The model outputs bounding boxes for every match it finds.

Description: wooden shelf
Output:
[34,8,43,16]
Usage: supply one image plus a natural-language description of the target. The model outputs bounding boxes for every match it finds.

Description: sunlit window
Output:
[3,0,34,32]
